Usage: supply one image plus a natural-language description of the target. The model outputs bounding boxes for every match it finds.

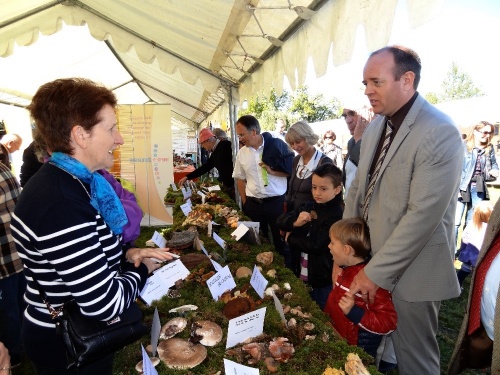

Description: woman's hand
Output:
[126,247,174,268]
[142,258,162,274]
[0,342,10,374]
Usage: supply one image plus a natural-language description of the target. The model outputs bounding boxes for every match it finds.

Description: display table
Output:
[173,165,195,183]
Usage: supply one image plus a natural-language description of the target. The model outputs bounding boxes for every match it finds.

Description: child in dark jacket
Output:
[277,163,344,309]
[324,218,397,359]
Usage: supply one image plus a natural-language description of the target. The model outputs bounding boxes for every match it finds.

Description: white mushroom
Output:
[135,357,160,372]
[158,338,207,369]
[266,269,276,278]
[191,320,223,347]
[283,282,291,290]
[159,317,188,339]
[169,304,198,314]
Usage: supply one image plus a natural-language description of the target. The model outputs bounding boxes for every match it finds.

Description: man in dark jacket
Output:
[178,128,235,198]
[233,115,294,259]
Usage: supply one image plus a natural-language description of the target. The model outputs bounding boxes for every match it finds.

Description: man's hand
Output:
[353,106,374,142]
[348,268,379,305]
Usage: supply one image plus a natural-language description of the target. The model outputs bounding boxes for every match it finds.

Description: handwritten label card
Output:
[206,265,236,301]
[141,344,158,375]
[180,201,192,216]
[181,186,192,199]
[250,265,268,299]
[197,190,206,204]
[140,260,190,305]
[231,223,249,241]
[213,232,226,250]
[151,307,161,357]
[226,307,267,348]
[208,185,221,191]
[223,359,259,375]
[151,231,167,248]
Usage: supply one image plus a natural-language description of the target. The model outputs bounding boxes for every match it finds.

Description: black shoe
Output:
[378,360,397,373]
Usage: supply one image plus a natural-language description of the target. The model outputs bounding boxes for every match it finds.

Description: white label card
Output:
[207,221,212,237]
[170,183,178,191]
[213,232,226,250]
[250,265,268,299]
[271,291,287,324]
[141,344,158,375]
[208,185,221,191]
[237,221,260,234]
[210,258,223,272]
[151,231,167,248]
[151,307,161,357]
[180,202,192,216]
[139,260,190,305]
[231,223,249,241]
[206,265,236,301]
[197,190,206,204]
[226,307,267,348]
[223,359,259,375]
[181,186,192,199]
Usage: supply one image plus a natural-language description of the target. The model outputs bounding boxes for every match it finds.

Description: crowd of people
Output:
[0,45,498,375]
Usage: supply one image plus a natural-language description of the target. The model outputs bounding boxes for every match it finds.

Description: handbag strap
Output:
[24,267,64,320]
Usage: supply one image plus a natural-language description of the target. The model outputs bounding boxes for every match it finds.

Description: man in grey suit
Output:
[344,46,463,374]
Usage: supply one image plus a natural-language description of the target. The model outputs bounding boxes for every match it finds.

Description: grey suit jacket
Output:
[448,198,500,374]
[344,94,463,301]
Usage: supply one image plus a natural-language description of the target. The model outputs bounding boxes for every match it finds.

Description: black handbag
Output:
[28,270,148,369]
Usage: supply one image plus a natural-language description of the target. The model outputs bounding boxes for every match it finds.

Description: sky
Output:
[304,0,500,105]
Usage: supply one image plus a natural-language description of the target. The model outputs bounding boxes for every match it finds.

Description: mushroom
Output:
[266,269,276,278]
[159,317,187,339]
[235,266,253,278]
[190,320,223,347]
[169,304,198,314]
[256,251,274,266]
[157,338,207,369]
[135,357,160,372]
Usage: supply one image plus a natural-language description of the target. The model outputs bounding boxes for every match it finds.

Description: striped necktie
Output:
[363,119,394,221]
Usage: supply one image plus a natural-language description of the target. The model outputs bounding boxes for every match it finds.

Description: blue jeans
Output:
[455,184,485,247]
[0,271,27,364]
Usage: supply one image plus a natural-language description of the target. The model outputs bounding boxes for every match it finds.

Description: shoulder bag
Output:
[28,269,148,369]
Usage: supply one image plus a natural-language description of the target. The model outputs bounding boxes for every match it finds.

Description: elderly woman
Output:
[456,121,499,245]
[319,130,343,167]
[11,78,173,374]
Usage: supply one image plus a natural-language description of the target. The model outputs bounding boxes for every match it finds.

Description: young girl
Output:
[324,218,397,359]
[276,163,344,309]
[457,201,493,286]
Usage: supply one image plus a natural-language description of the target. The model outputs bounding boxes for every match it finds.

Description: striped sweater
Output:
[11,163,148,328]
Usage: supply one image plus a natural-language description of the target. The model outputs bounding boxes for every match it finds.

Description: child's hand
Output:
[284,232,291,243]
[338,293,355,315]
[293,211,311,227]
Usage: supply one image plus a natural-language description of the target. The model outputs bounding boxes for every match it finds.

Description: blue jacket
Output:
[459,144,498,192]
[261,132,294,175]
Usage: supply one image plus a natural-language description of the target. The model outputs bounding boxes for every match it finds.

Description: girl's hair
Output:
[312,162,343,188]
[323,130,336,141]
[329,217,371,259]
[472,201,493,231]
[284,120,319,146]
[465,121,493,153]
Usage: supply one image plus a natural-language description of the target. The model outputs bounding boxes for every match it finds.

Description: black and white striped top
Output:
[11,163,148,329]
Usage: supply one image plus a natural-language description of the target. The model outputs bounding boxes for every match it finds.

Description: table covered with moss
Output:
[115,185,382,375]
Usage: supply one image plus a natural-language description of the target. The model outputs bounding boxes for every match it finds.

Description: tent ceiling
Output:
[0,0,441,126]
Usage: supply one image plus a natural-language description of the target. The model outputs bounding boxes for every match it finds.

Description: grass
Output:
[14,188,500,375]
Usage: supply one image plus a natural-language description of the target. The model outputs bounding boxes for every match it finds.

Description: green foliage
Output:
[239,86,342,130]
[427,62,484,104]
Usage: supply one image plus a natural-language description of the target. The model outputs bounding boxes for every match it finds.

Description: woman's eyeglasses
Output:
[341,110,356,118]
[324,136,333,140]
[475,129,492,135]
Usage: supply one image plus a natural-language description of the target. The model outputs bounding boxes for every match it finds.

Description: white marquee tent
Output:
[1,0,442,131]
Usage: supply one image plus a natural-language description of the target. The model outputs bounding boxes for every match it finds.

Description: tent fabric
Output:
[0,0,441,127]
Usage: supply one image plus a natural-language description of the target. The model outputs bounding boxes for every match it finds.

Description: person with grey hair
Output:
[212,128,228,141]
[284,120,332,212]
[282,120,333,273]
[0,133,22,170]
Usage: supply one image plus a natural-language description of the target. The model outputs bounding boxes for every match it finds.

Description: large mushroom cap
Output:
[191,320,223,347]
[159,317,188,340]
[158,338,207,369]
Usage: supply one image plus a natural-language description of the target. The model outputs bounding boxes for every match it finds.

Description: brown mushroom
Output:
[157,338,207,369]
[222,297,255,320]
[190,320,223,346]
[159,317,187,339]
[235,266,252,278]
